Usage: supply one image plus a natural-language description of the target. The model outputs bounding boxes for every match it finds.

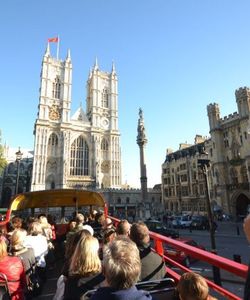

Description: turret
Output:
[235,87,250,118]
[207,103,220,132]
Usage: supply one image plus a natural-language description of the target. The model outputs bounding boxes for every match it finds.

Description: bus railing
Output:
[109,216,247,300]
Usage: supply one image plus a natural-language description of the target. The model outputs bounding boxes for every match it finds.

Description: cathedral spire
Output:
[66,49,71,61]
[111,61,116,74]
[93,57,99,71]
[44,43,50,57]
[88,68,92,79]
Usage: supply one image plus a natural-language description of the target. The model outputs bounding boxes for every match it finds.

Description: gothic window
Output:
[230,168,238,184]
[48,133,58,157]
[19,163,25,175]
[101,138,109,160]
[70,136,89,176]
[117,198,121,204]
[241,166,248,183]
[126,197,130,204]
[7,163,15,174]
[52,76,61,99]
[101,88,109,108]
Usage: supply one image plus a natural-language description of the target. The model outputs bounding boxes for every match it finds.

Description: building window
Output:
[210,148,213,157]
[117,198,121,204]
[52,76,61,99]
[102,88,109,108]
[48,133,58,157]
[70,136,89,176]
[101,138,109,160]
[126,197,130,204]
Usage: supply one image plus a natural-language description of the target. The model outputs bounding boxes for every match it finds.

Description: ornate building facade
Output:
[162,135,211,215]
[207,87,250,217]
[31,44,121,191]
[162,86,250,218]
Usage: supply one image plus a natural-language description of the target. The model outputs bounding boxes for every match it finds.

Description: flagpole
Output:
[56,35,60,60]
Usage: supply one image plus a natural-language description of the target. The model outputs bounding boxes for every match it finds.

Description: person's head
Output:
[39,215,50,227]
[129,221,150,247]
[103,228,116,244]
[116,219,131,236]
[75,213,84,225]
[28,221,43,236]
[177,272,209,300]
[82,224,94,236]
[68,220,76,231]
[65,229,91,259]
[69,235,101,276]
[11,228,27,249]
[101,217,113,230]
[11,216,23,230]
[103,236,141,290]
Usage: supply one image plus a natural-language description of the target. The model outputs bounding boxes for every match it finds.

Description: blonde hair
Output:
[11,228,27,248]
[177,272,210,300]
[103,236,141,289]
[28,221,43,235]
[0,239,7,261]
[69,235,101,276]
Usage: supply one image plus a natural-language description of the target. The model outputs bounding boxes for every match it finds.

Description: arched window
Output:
[101,138,109,160]
[230,168,238,184]
[101,88,109,108]
[70,136,89,176]
[52,76,61,99]
[117,197,121,204]
[241,166,248,183]
[126,197,130,204]
[48,133,58,157]
[7,163,15,174]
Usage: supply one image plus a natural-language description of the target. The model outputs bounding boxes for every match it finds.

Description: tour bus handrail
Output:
[109,216,247,300]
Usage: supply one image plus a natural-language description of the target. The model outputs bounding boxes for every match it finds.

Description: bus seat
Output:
[136,277,175,291]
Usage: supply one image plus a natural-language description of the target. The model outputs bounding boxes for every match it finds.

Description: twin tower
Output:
[31,44,121,191]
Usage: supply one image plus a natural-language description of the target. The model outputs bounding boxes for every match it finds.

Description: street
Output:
[176,220,248,299]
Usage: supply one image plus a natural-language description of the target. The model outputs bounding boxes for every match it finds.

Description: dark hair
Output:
[130,221,150,247]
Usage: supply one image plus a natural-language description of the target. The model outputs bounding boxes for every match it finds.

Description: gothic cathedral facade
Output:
[31,44,121,191]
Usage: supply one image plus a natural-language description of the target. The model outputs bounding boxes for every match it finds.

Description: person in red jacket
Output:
[0,236,26,300]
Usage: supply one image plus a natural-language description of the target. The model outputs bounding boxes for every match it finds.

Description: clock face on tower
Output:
[101,118,109,129]
[49,105,61,121]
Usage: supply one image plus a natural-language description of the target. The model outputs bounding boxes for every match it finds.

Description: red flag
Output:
[48,37,58,43]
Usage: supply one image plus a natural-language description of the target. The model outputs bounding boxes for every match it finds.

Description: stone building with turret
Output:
[207,87,250,217]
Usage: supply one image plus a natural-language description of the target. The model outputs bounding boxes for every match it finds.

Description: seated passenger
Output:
[62,229,92,277]
[23,221,48,282]
[63,235,104,300]
[116,219,131,236]
[177,272,217,300]
[0,237,26,300]
[130,222,166,281]
[91,236,153,300]
[10,229,40,298]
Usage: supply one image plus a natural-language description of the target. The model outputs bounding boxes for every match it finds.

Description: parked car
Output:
[144,220,179,238]
[164,237,206,267]
[190,215,209,230]
[172,215,192,228]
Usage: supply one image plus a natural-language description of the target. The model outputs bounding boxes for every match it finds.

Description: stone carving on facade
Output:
[101,160,110,173]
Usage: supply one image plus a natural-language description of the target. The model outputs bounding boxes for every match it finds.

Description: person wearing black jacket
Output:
[130,221,167,281]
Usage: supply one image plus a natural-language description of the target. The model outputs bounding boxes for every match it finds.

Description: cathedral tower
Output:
[31,44,121,191]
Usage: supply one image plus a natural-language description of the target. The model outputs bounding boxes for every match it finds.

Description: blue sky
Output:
[1,1,250,188]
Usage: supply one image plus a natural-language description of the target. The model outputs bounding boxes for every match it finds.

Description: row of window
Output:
[52,77,110,110]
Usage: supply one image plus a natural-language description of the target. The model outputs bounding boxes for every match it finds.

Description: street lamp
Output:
[198,154,222,286]
[15,147,23,194]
